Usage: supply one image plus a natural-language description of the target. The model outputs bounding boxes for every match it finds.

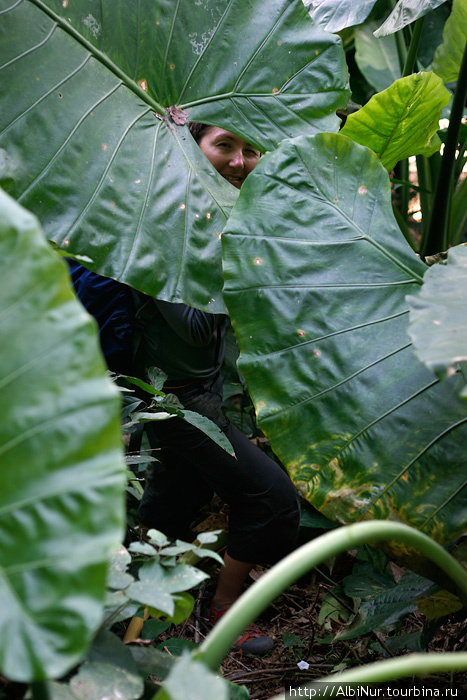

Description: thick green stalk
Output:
[394,19,425,234]
[416,155,432,241]
[394,23,407,73]
[199,521,467,670]
[271,653,467,699]
[392,202,417,251]
[454,136,467,183]
[450,174,467,245]
[30,683,51,700]
[421,39,467,257]
[398,159,410,228]
[402,17,425,77]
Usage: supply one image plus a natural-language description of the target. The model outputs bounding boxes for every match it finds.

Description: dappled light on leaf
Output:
[222,133,467,548]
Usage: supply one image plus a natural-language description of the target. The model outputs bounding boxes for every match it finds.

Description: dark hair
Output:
[188,122,214,144]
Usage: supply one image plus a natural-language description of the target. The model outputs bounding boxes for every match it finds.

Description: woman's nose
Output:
[229,150,245,168]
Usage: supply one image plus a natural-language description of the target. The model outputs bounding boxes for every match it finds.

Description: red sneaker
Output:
[208,604,274,656]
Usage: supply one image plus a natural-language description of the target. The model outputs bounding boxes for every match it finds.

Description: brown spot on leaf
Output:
[166,105,188,125]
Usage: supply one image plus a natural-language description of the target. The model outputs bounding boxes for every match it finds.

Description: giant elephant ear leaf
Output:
[340,72,450,170]
[222,133,467,551]
[303,0,378,33]
[406,244,467,398]
[0,0,349,312]
[0,189,126,682]
[374,0,449,38]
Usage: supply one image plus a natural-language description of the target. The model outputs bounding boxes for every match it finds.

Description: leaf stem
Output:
[28,0,166,114]
[394,23,407,74]
[402,17,425,78]
[421,38,467,258]
[199,521,467,670]
[415,154,432,241]
[271,653,467,699]
[30,682,51,700]
[398,159,410,228]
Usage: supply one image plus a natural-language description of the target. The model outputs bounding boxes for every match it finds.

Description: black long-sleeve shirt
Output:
[140,299,226,382]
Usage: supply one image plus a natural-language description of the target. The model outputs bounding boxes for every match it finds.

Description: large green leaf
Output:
[374,0,448,38]
[0,190,126,681]
[0,0,349,312]
[303,0,378,33]
[431,0,467,83]
[222,133,467,547]
[340,72,450,170]
[406,244,467,397]
[354,20,401,93]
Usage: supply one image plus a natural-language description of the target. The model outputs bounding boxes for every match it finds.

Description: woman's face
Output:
[198,127,261,189]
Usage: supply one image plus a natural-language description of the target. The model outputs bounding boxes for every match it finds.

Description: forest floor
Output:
[162,565,467,699]
[151,505,467,700]
[2,512,466,700]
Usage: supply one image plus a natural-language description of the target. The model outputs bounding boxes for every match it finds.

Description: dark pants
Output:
[137,374,300,565]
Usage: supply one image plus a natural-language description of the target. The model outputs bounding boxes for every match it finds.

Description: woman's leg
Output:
[137,433,214,540]
[141,377,300,563]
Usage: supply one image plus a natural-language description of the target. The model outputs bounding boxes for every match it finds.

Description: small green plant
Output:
[281,632,307,662]
[120,367,234,455]
[29,528,241,700]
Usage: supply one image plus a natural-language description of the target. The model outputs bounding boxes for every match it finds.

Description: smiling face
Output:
[198,127,261,189]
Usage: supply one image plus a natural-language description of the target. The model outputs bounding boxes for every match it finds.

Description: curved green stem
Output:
[199,521,467,670]
[271,653,467,699]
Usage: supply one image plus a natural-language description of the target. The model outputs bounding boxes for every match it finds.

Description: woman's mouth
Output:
[222,174,244,188]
